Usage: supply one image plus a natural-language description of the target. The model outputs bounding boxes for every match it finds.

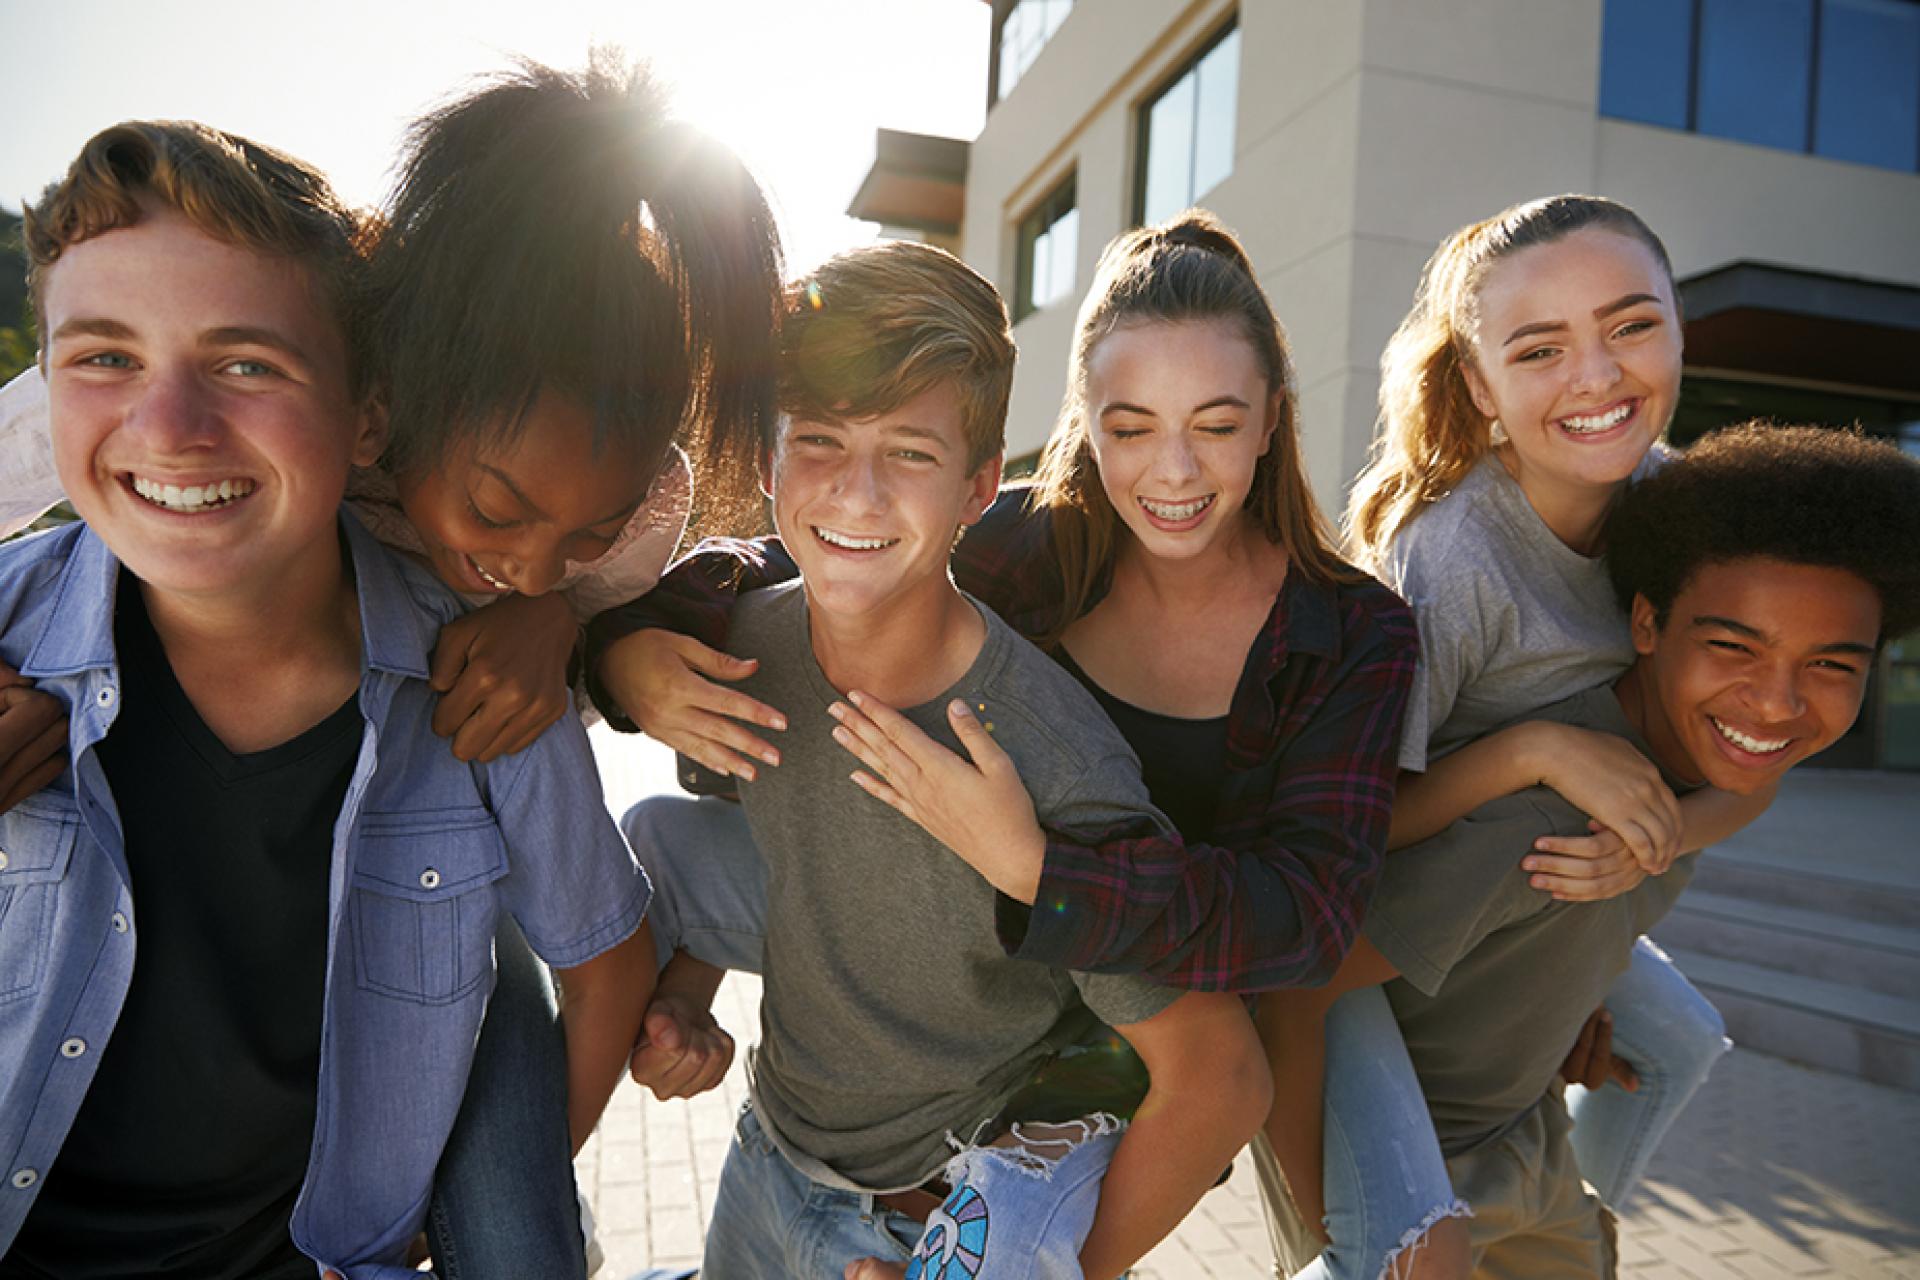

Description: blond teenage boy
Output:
[610,243,1270,1280]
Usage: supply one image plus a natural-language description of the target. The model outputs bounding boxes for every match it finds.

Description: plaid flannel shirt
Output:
[585,486,1417,992]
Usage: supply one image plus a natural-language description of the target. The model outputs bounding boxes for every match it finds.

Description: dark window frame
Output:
[1600,0,1920,173]
[1132,16,1242,226]
[1013,172,1079,323]
[989,0,1076,108]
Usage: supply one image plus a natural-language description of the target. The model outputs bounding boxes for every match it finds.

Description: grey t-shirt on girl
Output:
[728,581,1180,1194]
[1381,448,1668,771]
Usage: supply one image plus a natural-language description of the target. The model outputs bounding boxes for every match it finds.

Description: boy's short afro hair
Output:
[1606,422,1920,641]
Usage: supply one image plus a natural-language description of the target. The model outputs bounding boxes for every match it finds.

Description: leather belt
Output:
[874,1177,951,1224]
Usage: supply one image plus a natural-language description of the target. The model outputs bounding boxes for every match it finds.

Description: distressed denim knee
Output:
[908,1116,1124,1280]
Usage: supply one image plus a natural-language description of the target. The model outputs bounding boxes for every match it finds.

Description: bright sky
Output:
[0,0,988,275]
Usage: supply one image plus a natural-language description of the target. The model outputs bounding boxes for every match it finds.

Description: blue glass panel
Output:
[1193,28,1241,199]
[1599,0,1694,127]
[1047,205,1079,306]
[1816,0,1920,170]
[1143,71,1197,224]
[1697,0,1814,150]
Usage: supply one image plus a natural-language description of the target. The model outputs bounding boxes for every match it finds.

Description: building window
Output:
[1014,175,1079,322]
[995,0,1074,103]
[1599,0,1920,173]
[1137,21,1241,227]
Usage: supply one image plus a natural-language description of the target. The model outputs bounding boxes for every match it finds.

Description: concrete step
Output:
[1686,848,1920,930]
[1665,947,1920,1092]
[1652,889,1920,1000]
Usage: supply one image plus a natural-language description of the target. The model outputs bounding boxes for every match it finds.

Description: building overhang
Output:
[846,129,970,237]
[1679,262,1920,395]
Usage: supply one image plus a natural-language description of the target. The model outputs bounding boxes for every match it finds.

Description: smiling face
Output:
[42,206,378,603]
[771,380,1000,626]
[1462,228,1682,501]
[1082,317,1277,564]
[1625,557,1880,795]
[393,393,654,598]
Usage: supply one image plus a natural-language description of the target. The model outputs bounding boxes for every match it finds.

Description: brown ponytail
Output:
[368,49,783,536]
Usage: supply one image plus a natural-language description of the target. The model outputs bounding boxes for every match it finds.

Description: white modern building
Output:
[850,0,1920,769]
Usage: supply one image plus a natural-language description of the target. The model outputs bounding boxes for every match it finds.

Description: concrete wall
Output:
[962,0,1920,504]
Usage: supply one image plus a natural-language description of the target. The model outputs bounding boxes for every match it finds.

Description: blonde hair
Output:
[779,240,1014,471]
[25,120,371,398]
[1345,194,1675,570]
[1030,209,1350,646]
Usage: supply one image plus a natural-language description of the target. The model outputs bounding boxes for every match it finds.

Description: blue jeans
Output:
[1565,936,1730,1203]
[1261,986,1466,1280]
[703,1103,925,1279]
[621,794,767,975]
[425,917,586,1279]
[706,1104,1122,1280]
[908,1119,1124,1280]
[1269,941,1728,1279]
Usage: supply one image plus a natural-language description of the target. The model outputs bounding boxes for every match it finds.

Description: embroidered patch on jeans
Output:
[907,1182,989,1279]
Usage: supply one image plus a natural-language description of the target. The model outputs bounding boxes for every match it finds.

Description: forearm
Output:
[655,947,727,1010]
[1676,782,1774,852]
[967,822,1044,904]
[583,538,798,729]
[1387,721,1552,849]
[1014,826,1373,991]
[557,922,656,1152]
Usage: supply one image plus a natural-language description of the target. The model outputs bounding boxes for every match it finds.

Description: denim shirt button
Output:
[0,850,9,871]
[9,1168,37,1189]
[95,686,116,709]
[419,868,442,889]
[112,911,129,933]
[60,1038,87,1059]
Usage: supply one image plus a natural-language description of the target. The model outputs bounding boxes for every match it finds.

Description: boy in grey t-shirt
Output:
[616,243,1269,1280]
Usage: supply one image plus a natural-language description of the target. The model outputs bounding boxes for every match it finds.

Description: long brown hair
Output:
[1344,194,1675,570]
[1030,209,1351,646]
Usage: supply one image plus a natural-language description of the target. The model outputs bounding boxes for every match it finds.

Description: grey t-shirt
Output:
[1362,686,1696,1155]
[731,581,1181,1193]
[1382,449,1668,771]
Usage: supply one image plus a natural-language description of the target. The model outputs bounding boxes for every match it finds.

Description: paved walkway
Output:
[575,974,1920,1279]
[581,733,1920,1279]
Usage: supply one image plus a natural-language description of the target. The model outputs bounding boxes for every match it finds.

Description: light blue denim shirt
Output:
[0,512,650,1278]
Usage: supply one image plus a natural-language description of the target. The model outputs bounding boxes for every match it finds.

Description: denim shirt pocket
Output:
[0,798,79,1006]
[349,807,509,1005]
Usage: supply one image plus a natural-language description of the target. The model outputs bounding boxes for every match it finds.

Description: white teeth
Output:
[131,476,253,512]
[467,557,513,591]
[1711,717,1790,755]
[1560,403,1633,435]
[1139,495,1213,521]
[814,526,897,551]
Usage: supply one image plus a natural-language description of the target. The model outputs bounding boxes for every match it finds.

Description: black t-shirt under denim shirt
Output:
[2,572,359,1280]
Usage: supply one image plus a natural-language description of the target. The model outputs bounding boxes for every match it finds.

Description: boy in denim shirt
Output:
[0,122,653,1279]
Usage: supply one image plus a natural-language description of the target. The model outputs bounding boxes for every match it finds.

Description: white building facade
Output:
[850,0,1920,769]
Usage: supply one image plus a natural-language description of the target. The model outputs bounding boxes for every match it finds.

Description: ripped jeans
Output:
[703,1103,1123,1280]
[1256,942,1729,1280]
